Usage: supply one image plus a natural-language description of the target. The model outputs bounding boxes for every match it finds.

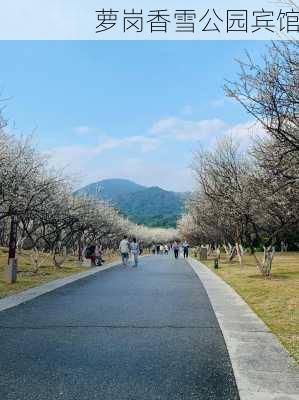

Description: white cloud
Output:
[149,116,267,148]
[73,126,108,138]
[149,117,227,141]
[209,97,236,108]
[46,142,193,192]
[225,121,266,148]
[45,118,267,192]
[210,98,226,108]
[73,126,92,135]
[93,135,160,154]
[45,134,160,177]
[45,145,90,173]
[50,134,158,158]
[49,120,265,172]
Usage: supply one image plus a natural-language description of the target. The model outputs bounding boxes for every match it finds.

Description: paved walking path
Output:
[0,256,239,400]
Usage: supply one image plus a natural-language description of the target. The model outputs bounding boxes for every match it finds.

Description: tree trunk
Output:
[30,248,51,273]
[252,246,275,277]
[78,240,82,261]
[16,237,26,253]
[281,241,288,253]
[206,244,212,256]
[236,242,244,266]
[52,248,67,269]
[225,243,237,263]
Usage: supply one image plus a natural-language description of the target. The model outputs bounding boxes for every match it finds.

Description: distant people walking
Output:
[183,241,190,259]
[130,238,140,267]
[84,244,96,265]
[152,244,156,255]
[156,244,161,255]
[94,245,103,266]
[139,241,143,255]
[119,235,130,266]
[164,244,169,255]
[173,241,179,259]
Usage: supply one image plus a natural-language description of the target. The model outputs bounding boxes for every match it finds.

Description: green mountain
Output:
[74,179,188,228]
[74,178,145,202]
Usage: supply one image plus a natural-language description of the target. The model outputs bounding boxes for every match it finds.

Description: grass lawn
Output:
[198,251,299,364]
[0,247,120,300]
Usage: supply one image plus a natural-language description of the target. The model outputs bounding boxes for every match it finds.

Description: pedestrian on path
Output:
[173,241,179,259]
[164,244,169,255]
[152,244,156,255]
[139,241,143,255]
[156,244,161,254]
[84,244,96,265]
[130,237,140,267]
[183,241,190,258]
[94,245,103,266]
[119,235,130,266]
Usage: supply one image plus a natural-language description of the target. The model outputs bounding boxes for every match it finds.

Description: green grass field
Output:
[199,252,299,364]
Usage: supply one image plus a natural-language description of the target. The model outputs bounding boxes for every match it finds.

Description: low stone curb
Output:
[188,257,299,400]
[0,260,121,313]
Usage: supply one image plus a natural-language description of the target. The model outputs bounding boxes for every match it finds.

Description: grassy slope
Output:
[198,252,299,364]
[0,247,119,299]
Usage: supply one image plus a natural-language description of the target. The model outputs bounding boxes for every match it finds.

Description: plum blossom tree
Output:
[0,120,179,281]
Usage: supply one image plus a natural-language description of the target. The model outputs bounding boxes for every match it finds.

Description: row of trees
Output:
[179,41,299,276]
[0,121,178,281]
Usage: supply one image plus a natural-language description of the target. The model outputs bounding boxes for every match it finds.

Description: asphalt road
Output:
[0,255,240,400]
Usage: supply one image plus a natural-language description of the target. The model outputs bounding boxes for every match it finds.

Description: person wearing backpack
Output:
[119,235,130,266]
[84,245,93,259]
[85,245,96,263]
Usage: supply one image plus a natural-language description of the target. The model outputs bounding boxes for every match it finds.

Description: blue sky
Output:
[0,40,268,191]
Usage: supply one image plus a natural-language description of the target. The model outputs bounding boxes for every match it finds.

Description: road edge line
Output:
[0,260,121,312]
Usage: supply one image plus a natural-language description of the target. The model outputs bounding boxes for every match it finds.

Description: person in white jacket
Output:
[130,237,140,268]
[119,235,130,266]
